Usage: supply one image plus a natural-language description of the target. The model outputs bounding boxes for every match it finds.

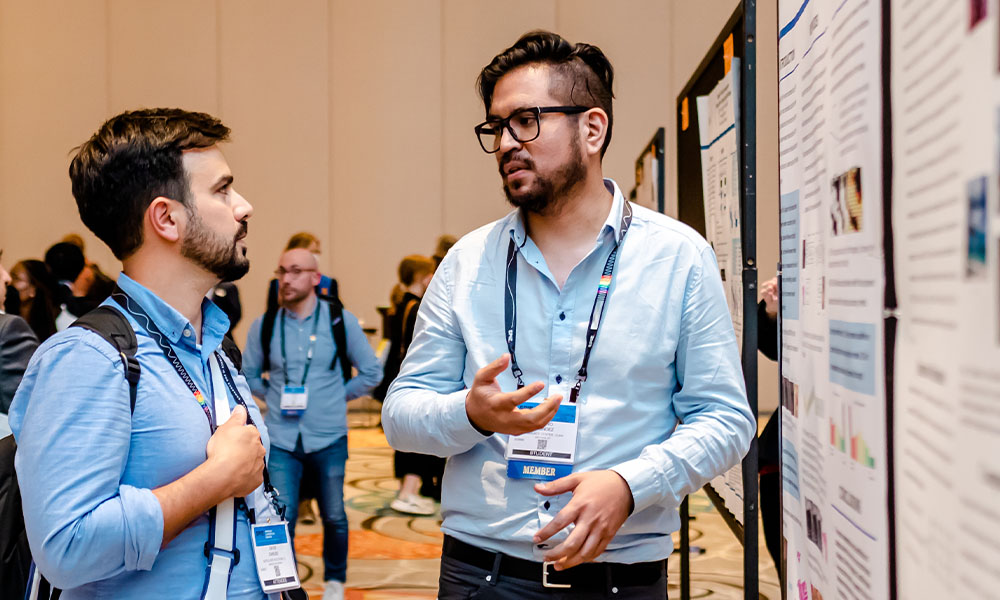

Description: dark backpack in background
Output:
[260,294,352,384]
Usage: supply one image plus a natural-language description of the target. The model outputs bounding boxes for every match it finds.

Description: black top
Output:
[0,314,38,413]
[373,292,420,401]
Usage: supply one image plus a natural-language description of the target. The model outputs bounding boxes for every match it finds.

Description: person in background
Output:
[60,233,116,303]
[9,260,58,342]
[431,234,457,269]
[265,232,340,525]
[757,277,781,576]
[0,252,38,437]
[243,247,381,600]
[44,241,95,325]
[209,281,242,341]
[382,255,445,515]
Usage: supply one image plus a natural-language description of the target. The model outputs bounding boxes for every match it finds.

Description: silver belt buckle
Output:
[542,561,571,589]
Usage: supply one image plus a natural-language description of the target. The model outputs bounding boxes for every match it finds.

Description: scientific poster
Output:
[778,0,890,598]
[696,60,746,524]
[891,1,1000,597]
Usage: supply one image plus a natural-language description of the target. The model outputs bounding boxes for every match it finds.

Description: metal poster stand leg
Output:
[680,497,690,600]
[740,1,759,599]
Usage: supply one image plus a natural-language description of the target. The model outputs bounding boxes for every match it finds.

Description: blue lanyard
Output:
[279,301,322,386]
[503,200,633,402]
[110,287,284,519]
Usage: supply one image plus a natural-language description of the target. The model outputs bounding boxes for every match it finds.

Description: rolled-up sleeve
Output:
[611,246,755,513]
[383,257,487,456]
[9,334,163,589]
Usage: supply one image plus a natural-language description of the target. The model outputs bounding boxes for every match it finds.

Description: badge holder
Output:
[280,385,308,417]
[505,392,578,482]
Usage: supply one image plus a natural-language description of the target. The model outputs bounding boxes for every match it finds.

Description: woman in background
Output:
[9,260,57,342]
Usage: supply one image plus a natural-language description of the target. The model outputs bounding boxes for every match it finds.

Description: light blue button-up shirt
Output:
[243,298,381,453]
[383,179,754,563]
[10,274,270,598]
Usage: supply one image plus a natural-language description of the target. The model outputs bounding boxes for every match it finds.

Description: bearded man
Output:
[383,31,755,599]
[10,109,276,598]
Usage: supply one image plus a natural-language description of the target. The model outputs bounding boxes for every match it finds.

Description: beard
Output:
[180,210,250,282]
[500,139,587,216]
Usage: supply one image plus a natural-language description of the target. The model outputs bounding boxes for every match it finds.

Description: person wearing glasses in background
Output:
[383,31,754,598]
[242,247,381,600]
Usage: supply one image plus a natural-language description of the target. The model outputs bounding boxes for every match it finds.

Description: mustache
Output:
[235,221,248,241]
[499,150,533,176]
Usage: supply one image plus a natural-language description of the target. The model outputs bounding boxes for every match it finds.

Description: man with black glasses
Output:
[243,247,381,600]
[383,31,755,598]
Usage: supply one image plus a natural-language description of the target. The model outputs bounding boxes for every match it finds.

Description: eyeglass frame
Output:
[473,105,590,154]
[273,266,317,279]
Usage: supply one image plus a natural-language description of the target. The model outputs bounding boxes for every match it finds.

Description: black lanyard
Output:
[111,287,284,519]
[279,301,321,386]
[504,200,633,403]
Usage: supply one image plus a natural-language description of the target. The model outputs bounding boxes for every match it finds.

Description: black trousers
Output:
[437,553,667,599]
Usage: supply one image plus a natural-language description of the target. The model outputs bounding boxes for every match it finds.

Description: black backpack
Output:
[1,304,242,599]
[260,296,351,383]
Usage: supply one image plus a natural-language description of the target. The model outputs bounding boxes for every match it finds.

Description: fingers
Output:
[555,527,608,570]
[535,473,580,497]
[508,393,562,435]
[545,520,590,568]
[500,382,546,409]
[534,503,580,544]
[228,405,247,426]
[473,354,510,387]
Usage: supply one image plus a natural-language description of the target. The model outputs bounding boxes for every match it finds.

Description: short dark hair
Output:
[477,30,615,157]
[398,255,436,286]
[69,108,231,260]
[44,242,85,282]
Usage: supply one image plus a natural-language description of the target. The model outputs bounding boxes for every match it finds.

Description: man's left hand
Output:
[532,470,634,570]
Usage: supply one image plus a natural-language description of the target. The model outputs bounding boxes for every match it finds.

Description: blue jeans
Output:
[268,435,348,582]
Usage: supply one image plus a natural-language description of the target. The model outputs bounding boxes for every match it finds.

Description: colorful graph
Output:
[830,403,875,468]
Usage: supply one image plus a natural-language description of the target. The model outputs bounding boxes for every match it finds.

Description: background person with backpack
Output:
[243,247,381,600]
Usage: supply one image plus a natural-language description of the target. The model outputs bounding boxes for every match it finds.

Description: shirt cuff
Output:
[119,484,163,572]
[610,454,675,514]
[444,389,492,445]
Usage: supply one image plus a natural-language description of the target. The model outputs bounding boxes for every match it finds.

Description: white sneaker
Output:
[322,579,345,600]
[390,493,435,515]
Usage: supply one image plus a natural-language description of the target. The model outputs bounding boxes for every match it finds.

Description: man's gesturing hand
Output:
[465,354,562,435]
[532,471,635,570]
[206,405,265,498]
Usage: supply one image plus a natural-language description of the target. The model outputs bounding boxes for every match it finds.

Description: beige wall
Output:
[0,0,778,410]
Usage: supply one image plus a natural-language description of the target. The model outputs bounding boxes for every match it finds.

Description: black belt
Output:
[442,535,665,590]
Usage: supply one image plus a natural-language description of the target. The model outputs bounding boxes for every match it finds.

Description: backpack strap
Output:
[398,298,420,360]
[220,337,243,373]
[70,306,140,414]
[260,279,280,374]
[326,300,352,383]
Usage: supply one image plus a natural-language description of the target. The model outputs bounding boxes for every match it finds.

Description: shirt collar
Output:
[116,273,230,349]
[509,177,627,247]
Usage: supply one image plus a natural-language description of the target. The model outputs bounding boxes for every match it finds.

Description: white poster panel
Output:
[892,1,1000,597]
[696,59,746,524]
[779,0,891,598]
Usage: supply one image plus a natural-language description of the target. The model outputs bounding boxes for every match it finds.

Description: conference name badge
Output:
[280,385,308,417]
[505,394,578,482]
[250,521,301,593]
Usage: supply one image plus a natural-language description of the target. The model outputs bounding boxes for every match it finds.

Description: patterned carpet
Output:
[291,403,781,598]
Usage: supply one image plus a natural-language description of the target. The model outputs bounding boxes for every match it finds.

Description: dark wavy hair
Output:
[69,108,231,260]
[12,260,58,342]
[477,30,615,158]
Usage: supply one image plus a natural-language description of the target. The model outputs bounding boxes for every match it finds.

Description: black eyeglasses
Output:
[474,106,589,154]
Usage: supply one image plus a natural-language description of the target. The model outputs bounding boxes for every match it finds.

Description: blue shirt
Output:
[383,179,754,563]
[243,297,381,453]
[9,274,270,598]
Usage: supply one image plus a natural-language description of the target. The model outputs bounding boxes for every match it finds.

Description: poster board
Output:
[777,0,892,598]
[676,2,759,599]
